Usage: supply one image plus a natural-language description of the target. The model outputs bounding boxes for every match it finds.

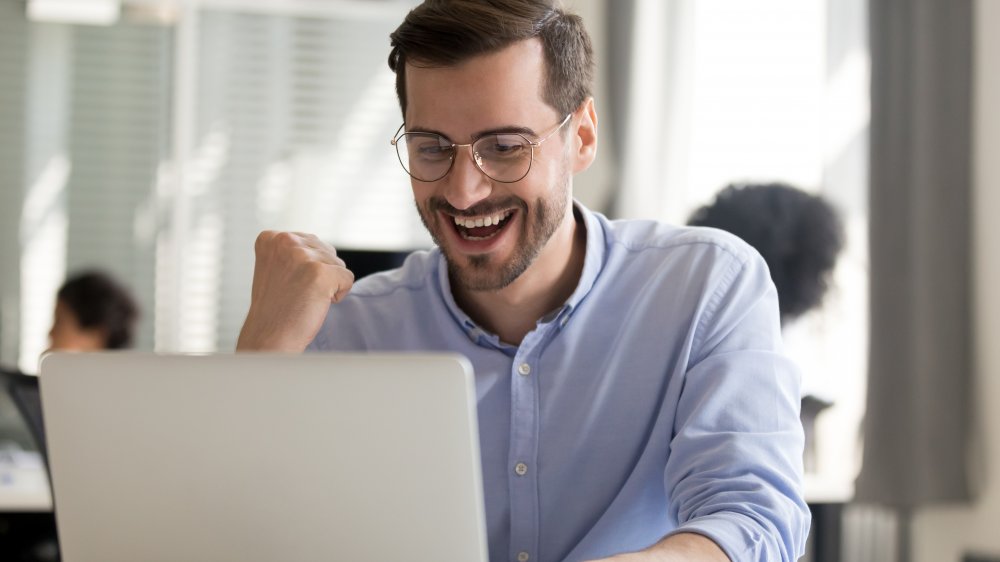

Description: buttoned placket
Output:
[506,316,567,562]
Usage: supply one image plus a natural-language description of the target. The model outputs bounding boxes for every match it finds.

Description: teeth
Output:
[453,209,512,229]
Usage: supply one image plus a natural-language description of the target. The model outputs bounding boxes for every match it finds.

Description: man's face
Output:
[403,39,574,292]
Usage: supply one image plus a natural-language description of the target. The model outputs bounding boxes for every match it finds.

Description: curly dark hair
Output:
[688,183,845,324]
[57,270,139,349]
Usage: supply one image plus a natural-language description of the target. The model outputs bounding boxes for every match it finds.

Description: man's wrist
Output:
[594,532,730,562]
[236,314,306,352]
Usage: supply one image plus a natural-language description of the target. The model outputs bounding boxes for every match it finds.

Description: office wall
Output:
[912,1,1000,560]
[0,1,28,366]
[565,0,614,212]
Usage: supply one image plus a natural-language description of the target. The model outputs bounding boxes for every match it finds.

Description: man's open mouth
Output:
[451,209,516,241]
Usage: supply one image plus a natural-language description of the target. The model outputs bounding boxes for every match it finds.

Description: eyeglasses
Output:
[391,113,572,183]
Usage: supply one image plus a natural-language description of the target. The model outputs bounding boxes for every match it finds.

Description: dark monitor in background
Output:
[0,369,42,455]
[7,374,46,463]
[336,249,414,280]
[0,370,58,562]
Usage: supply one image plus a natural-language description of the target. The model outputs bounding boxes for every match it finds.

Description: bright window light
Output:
[27,0,121,25]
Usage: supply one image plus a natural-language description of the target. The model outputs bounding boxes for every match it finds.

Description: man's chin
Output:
[446,254,503,292]
[444,251,526,293]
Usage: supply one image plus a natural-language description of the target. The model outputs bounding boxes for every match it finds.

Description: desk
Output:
[0,451,57,561]
[0,450,52,512]
[1,452,854,558]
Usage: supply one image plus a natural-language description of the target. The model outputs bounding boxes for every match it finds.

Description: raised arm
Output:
[236,231,355,352]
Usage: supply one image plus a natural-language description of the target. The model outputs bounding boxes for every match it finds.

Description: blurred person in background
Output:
[0,270,136,562]
[688,182,844,326]
[46,270,139,353]
[2,268,139,450]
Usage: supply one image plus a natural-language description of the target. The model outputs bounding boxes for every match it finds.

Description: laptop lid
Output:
[39,352,488,562]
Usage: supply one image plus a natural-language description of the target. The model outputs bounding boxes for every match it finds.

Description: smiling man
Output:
[236,1,810,561]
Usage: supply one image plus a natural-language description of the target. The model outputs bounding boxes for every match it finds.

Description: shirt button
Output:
[517,552,530,562]
[517,363,531,376]
[514,462,528,476]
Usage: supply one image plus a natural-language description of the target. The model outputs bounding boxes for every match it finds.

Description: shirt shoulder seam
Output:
[609,236,751,261]
[690,249,751,353]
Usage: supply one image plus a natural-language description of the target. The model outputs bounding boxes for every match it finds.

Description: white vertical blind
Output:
[2,0,422,363]
[0,0,30,366]
[2,6,75,373]
[0,1,33,441]
[64,21,173,354]
[167,6,425,353]
[19,23,71,373]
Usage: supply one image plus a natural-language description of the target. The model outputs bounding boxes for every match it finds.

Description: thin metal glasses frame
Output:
[390,113,572,183]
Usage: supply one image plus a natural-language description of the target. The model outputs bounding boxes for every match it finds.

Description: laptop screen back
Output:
[39,352,488,562]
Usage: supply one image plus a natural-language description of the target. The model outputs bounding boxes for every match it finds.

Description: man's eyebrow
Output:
[405,124,538,141]
[472,125,537,139]
[405,125,449,138]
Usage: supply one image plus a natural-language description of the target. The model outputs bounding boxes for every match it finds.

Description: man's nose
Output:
[442,145,492,211]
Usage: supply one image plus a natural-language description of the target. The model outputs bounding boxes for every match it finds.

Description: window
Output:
[0,0,424,368]
[616,0,869,500]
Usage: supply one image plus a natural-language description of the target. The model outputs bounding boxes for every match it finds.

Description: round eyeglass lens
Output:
[472,134,533,182]
[397,133,455,182]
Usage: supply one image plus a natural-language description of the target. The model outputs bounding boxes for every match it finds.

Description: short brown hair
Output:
[388,0,594,119]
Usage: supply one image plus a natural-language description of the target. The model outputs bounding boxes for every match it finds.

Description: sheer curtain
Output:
[606,0,695,223]
[854,2,974,560]
[857,0,974,509]
[606,0,871,503]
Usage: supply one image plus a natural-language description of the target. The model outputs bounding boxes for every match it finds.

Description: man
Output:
[237,1,810,561]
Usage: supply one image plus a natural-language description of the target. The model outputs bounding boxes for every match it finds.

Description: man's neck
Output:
[453,206,587,346]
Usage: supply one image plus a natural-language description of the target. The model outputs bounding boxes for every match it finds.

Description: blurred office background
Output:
[0,0,997,561]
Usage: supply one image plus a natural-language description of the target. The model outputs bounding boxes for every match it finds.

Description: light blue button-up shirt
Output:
[309,203,810,562]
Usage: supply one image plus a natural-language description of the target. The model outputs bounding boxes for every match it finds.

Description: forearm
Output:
[597,532,730,562]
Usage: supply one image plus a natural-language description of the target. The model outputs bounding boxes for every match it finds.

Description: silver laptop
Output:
[39,352,489,562]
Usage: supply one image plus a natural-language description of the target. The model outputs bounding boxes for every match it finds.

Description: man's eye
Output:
[481,135,527,158]
[414,142,453,159]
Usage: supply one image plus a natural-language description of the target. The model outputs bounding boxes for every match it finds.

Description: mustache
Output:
[427,196,526,218]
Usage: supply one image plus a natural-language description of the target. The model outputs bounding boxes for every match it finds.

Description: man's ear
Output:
[571,97,598,174]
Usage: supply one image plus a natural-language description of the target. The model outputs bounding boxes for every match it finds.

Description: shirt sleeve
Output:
[662,249,811,561]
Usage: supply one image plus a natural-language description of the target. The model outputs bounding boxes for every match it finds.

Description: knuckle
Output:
[273,231,299,247]
[288,245,313,262]
[254,230,276,251]
[299,259,326,281]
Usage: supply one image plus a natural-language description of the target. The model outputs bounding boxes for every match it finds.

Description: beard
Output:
[416,175,571,292]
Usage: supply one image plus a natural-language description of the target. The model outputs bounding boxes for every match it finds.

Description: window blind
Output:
[176,7,423,352]
[65,21,173,353]
[0,0,30,366]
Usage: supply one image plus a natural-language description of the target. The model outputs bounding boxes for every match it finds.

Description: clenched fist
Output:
[236,231,355,352]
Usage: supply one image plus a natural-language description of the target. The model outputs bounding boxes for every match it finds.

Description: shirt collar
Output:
[562,200,607,317]
[436,199,608,344]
